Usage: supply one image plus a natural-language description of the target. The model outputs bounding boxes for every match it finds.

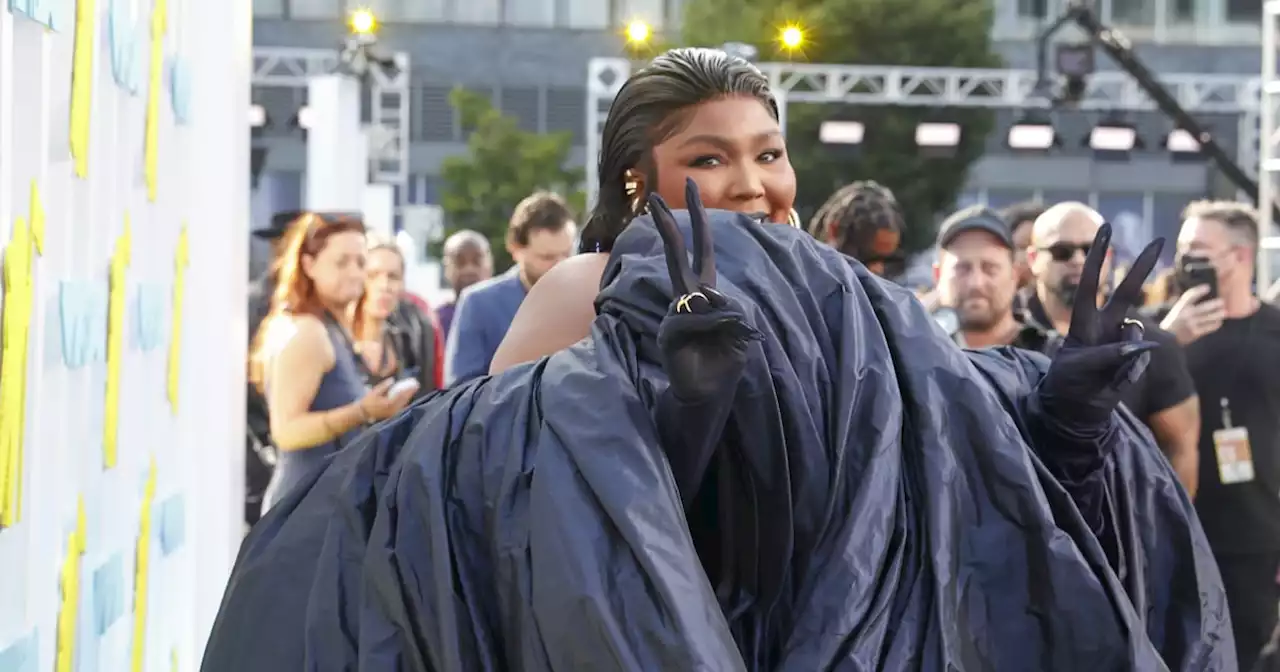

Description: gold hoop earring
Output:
[787,209,801,228]
[624,177,646,215]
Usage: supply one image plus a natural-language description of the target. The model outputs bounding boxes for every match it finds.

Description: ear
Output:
[932,261,941,285]
[506,239,522,262]
[299,253,315,279]
[1026,246,1040,269]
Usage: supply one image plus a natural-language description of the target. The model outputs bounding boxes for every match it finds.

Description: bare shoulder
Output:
[490,254,609,375]
[264,313,333,361]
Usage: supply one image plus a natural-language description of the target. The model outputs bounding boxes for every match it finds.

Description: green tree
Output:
[439,88,585,271]
[681,0,1002,253]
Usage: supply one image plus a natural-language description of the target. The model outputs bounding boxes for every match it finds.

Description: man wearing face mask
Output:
[933,206,1050,350]
[1158,201,1280,670]
[1023,203,1200,497]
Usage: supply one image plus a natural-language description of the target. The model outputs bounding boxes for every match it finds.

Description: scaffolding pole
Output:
[251,47,411,200]
[585,57,1263,233]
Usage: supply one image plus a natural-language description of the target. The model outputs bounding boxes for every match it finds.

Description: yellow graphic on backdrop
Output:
[55,498,87,672]
[104,217,132,468]
[143,0,168,201]
[69,0,97,178]
[131,458,157,672]
[167,226,188,412]
[0,182,45,526]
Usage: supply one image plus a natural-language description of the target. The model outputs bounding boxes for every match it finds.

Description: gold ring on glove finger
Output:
[675,291,708,314]
[1121,317,1145,337]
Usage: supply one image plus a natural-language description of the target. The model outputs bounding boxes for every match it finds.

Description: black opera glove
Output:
[652,179,762,402]
[650,181,761,508]
[1037,223,1164,432]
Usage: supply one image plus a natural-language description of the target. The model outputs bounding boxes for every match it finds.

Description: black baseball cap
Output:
[252,210,306,240]
[936,205,1015,250]
[252,210,362,240]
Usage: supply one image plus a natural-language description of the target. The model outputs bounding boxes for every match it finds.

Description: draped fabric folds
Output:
[202,212,1232,671]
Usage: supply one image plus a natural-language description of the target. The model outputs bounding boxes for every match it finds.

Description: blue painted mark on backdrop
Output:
[107,0,145,95]
[0,630,38,672]
[169,57,192,125]
[132,284,167,352]
[156,496,185,555]
[9,0,71,31]
[92,553,126,636]
[59,280,109,368]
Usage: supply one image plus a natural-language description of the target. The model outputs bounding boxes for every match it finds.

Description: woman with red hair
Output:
[249,213,415,512]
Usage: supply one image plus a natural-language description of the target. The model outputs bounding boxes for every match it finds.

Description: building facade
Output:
[249,0,1266,258]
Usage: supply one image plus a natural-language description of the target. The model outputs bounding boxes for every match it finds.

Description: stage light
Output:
[248,104,266,128]
[915,123,961,147]
[1165,128,1203,158]
[625,20,651,44]
[294,106,314,130]
[1007,121,1057,151]
[348,8,376,36]
[1088,122,1137,152]
[780,25,804,50]
[819,120,864,145]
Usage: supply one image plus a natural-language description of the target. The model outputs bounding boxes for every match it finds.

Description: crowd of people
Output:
[225,45,1280,670]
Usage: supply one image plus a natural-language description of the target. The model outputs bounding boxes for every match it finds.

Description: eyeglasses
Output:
[1040,242,1095,263]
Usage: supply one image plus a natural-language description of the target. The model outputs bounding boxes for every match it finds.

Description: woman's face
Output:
[647,96,796,224]
[302,231,366,308]
[364,247,405,320]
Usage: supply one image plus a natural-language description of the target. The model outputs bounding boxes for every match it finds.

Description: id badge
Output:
[1213,427,1255,485]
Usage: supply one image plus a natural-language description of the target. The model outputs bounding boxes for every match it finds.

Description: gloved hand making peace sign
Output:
[650,179,761,508]
[1036,223,1165,433]
[652,179,762,402]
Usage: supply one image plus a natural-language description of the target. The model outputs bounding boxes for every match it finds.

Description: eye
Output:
[687,155,723,168]
[758,149,783,163]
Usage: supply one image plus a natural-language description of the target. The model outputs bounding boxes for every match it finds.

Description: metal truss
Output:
[585,57,1263,212]
[251,47,410,191]
[1259,0,1280,290]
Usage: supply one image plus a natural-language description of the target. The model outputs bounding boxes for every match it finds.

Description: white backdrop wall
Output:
[0,0,250,669]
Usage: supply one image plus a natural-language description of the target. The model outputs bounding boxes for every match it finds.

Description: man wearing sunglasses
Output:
[1023,202,1200,498]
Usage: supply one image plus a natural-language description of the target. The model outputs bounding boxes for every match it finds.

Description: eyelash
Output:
[686,149,784,168]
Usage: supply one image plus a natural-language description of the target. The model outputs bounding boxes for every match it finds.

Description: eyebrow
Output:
[677,131,783,150]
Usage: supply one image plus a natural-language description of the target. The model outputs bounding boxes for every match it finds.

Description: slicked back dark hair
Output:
[579,47,778,253]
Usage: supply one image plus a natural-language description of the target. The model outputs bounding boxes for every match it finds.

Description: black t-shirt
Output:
[1186,303,1280,554]
[1021,294,1196,421]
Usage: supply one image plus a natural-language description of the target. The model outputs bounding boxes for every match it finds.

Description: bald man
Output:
[1023,202,1201,496]
[435,230,493,342]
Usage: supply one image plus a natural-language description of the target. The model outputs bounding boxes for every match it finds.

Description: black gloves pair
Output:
[649,177,1163,459]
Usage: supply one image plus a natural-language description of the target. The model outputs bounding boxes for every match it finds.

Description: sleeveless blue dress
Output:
[261,315,369,513]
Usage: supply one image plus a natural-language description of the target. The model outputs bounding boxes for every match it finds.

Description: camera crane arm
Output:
[1036,1,1280,222]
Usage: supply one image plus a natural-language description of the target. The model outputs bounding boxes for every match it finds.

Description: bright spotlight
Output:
[295,106,314,130]
[625,20,651,44]
[916,122,961,158]
[915,123,961,148]
[248,104,266,128]
[1007,121,1057,151]
[349,8,377,36]
[1088,123,1137,152]
[780,25,804,49]
[1165,128,1203,158]
[819,121,864,145]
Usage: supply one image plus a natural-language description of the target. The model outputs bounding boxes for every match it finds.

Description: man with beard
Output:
[445,191,576,386]
[933,206,1047,349]
[1025,202,1200,495]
